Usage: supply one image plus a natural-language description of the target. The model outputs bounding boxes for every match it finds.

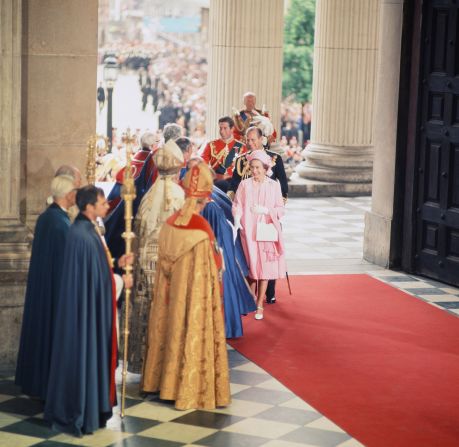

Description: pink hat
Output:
[247,150,272,167]
[247,150,273,175]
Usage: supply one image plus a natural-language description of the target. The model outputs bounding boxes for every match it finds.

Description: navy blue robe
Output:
[201,201,256,338]
[212,185,249,277]
[105,152,157,262]
[212,185,233,223]
[15,204,70,400]
[45,214,116,436]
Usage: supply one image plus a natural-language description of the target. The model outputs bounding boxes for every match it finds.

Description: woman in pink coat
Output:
[233,150,286,320]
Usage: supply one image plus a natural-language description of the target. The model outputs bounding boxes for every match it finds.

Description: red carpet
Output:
[229,274,459,447]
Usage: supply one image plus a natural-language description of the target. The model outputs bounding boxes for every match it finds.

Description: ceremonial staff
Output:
[86,134,109,185]
[86,135,97,185]
[120,129,136,418]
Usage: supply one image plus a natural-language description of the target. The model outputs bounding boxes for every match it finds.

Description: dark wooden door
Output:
[415,1,459,286]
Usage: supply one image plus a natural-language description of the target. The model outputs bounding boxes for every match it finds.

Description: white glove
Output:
[251,205,269,215]
[113,274,124,300]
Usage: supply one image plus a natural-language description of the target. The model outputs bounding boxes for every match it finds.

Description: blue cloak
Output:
[15,204,70,400]
[104,152,156,262]
[44,214,116,436]
[201,201,256,339]
[212,185,249,277]
[212,185,233,223]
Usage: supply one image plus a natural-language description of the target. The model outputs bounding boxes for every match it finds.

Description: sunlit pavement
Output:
[97,70,159,137]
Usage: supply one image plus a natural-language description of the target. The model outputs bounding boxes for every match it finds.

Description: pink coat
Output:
[233,177,286,280]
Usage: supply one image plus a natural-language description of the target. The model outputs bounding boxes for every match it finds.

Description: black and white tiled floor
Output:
[0,356,360,447]
[2,196,458,447]
[370,270,459,318]
[284,197,378,274]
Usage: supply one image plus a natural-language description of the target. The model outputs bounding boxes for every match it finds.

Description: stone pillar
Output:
[0,0,29,261]
[24,0,98,227]
[0,0,98,371]
[0,0,30,371]
[296,0,379,191]
[206,0,284,139]
[363,0,403,266]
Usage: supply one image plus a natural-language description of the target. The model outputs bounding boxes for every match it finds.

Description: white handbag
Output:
[256,221,278,242]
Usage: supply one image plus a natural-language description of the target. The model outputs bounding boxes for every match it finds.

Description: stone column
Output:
[206,0,284,139]
[0,0,30,371]
[24,0,98,227]
[0,0,29,263]
[0,0,98,371]
[0,0,30,263]
[296,0,379,191]
[363,0,403,266]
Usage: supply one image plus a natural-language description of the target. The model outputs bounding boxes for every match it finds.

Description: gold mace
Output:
[86,134,109,184]
[120,129,136,418]
[86,135,97,185]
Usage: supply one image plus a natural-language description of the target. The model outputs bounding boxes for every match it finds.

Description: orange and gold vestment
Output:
[141,213,230,410]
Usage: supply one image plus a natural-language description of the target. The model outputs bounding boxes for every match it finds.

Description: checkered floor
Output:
[370,270,459,318]
[284,197,379,274]
[2,196,458,447]
[0,355,360,447]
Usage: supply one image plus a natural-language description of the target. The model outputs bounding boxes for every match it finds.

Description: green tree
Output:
[283,0,315,103]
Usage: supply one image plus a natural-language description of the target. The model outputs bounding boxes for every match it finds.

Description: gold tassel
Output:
[174,197,197,226]
[163,177,172,212]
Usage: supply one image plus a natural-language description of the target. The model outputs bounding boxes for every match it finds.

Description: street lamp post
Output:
[103,56,119,149]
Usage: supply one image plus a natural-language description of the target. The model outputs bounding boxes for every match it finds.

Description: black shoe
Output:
[266,296,276,304]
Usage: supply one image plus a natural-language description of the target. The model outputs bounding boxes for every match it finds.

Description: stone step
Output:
[287,173,372,198]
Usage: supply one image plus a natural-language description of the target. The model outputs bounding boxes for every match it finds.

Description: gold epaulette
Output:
[236,155,251,179]
[267,150,278,163]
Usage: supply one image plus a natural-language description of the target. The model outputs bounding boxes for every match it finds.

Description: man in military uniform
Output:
[232,92,277,144]
[201,116,246,192]
[228,126,288,201]
[228,126,288,305]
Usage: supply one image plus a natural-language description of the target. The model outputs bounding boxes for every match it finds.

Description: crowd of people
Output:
[280,101,312,167]
[15,91,289,436]
[97,41,312,176]
[99,41,208,143]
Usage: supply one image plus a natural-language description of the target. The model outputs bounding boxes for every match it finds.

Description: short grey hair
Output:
[54,165,78,179]
[140,132,157,148]
[163,123,182,142]
[51,175,75,199]
[243,91,256,99]
[246,126,262,138]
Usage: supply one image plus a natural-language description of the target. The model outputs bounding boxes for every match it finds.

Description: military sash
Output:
[217,141,243,175]
[211,140,243,175]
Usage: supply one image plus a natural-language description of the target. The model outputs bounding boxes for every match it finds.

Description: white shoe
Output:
[255,307,264,320]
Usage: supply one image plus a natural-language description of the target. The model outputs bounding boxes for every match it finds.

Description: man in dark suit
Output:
[228,126,288,201]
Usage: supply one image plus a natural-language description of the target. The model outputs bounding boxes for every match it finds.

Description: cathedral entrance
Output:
[411,1,459,286]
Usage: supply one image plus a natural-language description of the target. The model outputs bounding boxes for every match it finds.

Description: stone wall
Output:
[0,0,98,372]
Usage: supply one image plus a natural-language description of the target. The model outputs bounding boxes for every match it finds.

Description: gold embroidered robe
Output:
[127,178,185,373]
[141,221,231,410]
